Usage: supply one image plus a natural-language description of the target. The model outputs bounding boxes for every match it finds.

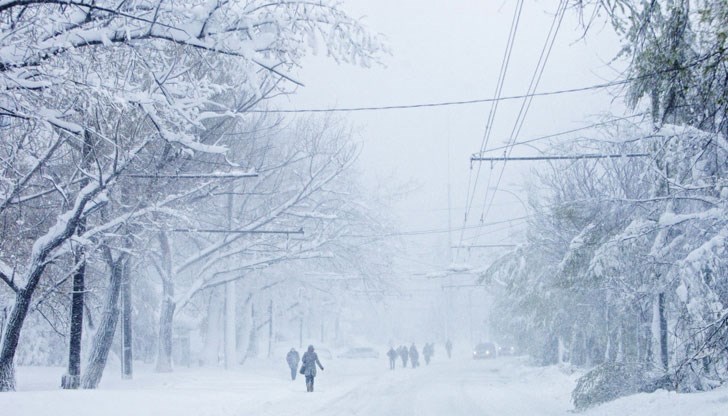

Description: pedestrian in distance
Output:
[286,347,300,380]
[423,343,434,365]
[445,339,453,359]
[300,345,325,392]
[387,347,398,370]
[398,345,409,368]
[409,343,419,368]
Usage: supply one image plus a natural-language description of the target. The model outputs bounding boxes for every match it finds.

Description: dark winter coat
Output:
[409,345,419,360]
[301,350,323,377]
[286,350,300,368]
[399,346,409,360]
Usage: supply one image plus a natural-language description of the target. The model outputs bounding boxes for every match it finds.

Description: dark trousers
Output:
[389,359,396,370]
[290,366,297,380]
[305,375,315,392]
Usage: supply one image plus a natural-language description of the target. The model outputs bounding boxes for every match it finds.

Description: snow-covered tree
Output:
[0,0,384,392]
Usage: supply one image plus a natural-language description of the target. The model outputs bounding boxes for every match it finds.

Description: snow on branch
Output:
[0,259,17,292]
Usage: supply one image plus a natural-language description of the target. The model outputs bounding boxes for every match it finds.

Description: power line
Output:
[442,284,486,289]
[248,79,629,114]
[451,244,518,248]
[170,228,304,235]
[477,0,568,241]
[242,41,709,116]
[343,215,530,239]
[462,0,567,253]
[127,172,258,179]
[471,113,649,156]
[471,153,649,162]
[460,0,525,259]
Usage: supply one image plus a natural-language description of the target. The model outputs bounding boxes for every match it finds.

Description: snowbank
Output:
[1,357,727,415]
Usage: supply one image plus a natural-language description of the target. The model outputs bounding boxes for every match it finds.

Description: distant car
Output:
[497,344,517,356]
[337,347,380,359]
[473,342,497,359]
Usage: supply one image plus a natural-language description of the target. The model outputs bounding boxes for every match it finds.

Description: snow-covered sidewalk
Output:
[2,357,728,415]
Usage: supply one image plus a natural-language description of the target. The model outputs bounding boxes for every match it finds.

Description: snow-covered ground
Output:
[2,356,728,415]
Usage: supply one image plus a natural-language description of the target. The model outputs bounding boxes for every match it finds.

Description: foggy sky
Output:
[277,1,627,279]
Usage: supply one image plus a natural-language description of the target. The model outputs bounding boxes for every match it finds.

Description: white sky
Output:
[277,0,629,276]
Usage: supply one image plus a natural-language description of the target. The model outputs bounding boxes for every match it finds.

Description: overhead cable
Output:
[250,79,630,114]
[459,0,525,259]
[477,0,568,236]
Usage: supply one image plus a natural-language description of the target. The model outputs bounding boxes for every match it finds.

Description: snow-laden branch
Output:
[176,242,333,311]
[0,135,67,215]
[174,143,353,275]
[0,259,17,292]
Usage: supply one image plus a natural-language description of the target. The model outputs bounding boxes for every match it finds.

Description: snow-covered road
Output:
[311,357,572,416]
[3,356,728,415]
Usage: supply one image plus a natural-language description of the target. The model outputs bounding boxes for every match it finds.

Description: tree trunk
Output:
[202,288,223,366]
[81,252,126,389]
[223,190,237,369]
[62,129,92,390]
[616,323,624,363]
[0,290,33,392]
[61,242,86,390]
[156,297,175,372]
[224,281,236,369]
[155,231,175,373]
[0,307,7,346]
[650,293,662,368]
[244,303,258,361]
[0,357,15,392]
[0,142,99,391]
[1,238,88,391]
[236,294,253,363]
[120,258,133,379]
[658,292,669,370]
[603,303,611,363]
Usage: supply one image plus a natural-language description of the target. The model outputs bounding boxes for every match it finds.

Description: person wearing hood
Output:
[300,345,325,392]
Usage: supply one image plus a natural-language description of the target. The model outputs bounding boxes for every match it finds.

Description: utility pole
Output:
[446,123,453,341]
[447,129,453,264]
[267,300,273,359]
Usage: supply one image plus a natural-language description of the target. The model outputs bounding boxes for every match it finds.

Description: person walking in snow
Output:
[409,343,419,368]
[387,347,398,370]
[398,345,409,368]
[445,339,453,359]
[423,343,434,365]
[301,345,325,392]
[286,348,300,380]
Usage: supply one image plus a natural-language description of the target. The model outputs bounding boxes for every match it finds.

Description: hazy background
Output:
[270,0,629,345]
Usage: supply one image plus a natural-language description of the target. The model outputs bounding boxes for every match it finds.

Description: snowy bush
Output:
[572,362,666,411]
